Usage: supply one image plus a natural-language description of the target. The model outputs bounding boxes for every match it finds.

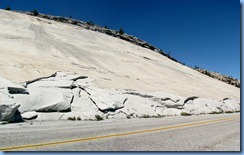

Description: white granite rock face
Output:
[85,87,127,112]
[221,99,240,112]
[0,9,240,123]
[182,98,240,115]
[0,9,239,101]
[14,87,73,113]
[0,76,20,88]
[70,87,101,120]
[119,94,158,117]
[183,98,222,115]
[0,72,241,123]
[160,108,182,116]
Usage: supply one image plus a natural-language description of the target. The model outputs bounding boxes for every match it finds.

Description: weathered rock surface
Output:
[0,75,20,88]
[183,98,223,115]
[119,94,159,117]
[70,87,102,120]
[221,98,240,112]
[85,87,127,112]
[14,87,73,113]
[0,9,239,101]
[182,98,240,115]
[0,9,240,123]
[0,72,241,123]
[12,10,239,88]
[0,75,28,95]
[0,103,22,122]
[0,91,22,122]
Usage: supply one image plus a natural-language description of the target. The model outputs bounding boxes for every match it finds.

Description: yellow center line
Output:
[0,116,239,151]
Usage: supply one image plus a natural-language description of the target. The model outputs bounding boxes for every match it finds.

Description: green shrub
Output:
[119,28,124,35]
[32,10,39,16]
[72,21,78,25]
[209,111,222,114]
[68,116,76,121]
[194,65,199,69]
[53,17,66,22]
[152,115,165,118]
[77,116,81,120]
[5,6,11,10]
[181,112,192,116]
[141,114,150,118]
[95,115,104,121]
[87,21,95,26]
[204,70,211,77]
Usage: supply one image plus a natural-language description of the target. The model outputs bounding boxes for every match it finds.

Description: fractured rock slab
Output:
[14,87,73,113]
[85,87,127,112]
[120,94,159,117]
[70,87,102,119]
[0,72,241,123]
[183,98,227,115]
[220,98,240,112]
[0,92,22,122]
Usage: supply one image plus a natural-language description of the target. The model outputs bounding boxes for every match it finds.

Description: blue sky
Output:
[0,0,241,79]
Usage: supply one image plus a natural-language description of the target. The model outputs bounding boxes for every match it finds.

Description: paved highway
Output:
[0,113,240,151]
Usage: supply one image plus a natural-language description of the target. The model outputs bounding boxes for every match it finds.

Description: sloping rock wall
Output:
[0,72,240,123]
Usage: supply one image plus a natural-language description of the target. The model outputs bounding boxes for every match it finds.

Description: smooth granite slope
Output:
[0,9,240,122]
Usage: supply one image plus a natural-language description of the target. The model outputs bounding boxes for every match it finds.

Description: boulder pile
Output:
[0,72,240,123]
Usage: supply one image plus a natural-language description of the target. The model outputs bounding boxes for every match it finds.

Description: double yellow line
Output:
[0,116,239,151]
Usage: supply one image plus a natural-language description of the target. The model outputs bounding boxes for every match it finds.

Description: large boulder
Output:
[220,98,240,112]
[70,87,102,120]
[0,92,22,122]
[0,103,22,122]
[119,94,159,117]
[183,98,223,115]
[13,87,73,113]
[85,87,127,112]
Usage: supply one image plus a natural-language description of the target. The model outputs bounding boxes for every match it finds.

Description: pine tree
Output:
[119,28,124,35]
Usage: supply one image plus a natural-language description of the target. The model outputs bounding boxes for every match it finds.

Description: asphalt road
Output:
[0,113,240,151]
